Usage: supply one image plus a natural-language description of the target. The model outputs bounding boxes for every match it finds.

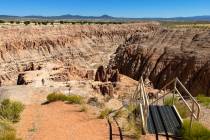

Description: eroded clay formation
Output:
[0,23,210,96]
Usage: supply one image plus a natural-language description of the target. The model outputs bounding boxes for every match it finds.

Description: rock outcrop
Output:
[110,28,210,96]
[17,73,27,85]
[95,66,107,82]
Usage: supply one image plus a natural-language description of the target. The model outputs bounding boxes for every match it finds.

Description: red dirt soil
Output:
[16,102,121,140]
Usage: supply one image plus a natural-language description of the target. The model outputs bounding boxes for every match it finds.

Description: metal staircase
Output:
[131,77,201,137]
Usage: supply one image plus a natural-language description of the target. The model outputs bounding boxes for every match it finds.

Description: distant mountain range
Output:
[1,14,210,21]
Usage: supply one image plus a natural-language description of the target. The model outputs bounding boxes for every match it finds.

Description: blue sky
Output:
[0,0,210,18]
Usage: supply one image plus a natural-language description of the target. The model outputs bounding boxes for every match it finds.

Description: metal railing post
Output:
[172,79,177,105]
[190,102,195,135]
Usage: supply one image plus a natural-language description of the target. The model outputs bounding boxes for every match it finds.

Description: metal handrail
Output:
[131,77,149,134]
[151,78,200,121]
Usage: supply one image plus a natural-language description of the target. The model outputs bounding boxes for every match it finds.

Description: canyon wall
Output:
[0,23,157,84]
[110,28,210,96]
[1,23,210,96]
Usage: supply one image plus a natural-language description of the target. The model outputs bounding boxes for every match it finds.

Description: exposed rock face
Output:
[107,68,120,83]
[0,23,156,85]
[85,70,95,80]
[95,66,107,82]
[24,62,35,71]
[95,65,120,96]
[2,23,210,96]
[99,83,114,96]
[110,28,210,96]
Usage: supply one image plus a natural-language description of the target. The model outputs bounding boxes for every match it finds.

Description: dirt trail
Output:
[16,102,121,140]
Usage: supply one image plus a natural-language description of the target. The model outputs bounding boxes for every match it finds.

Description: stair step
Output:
[148,106,165,134]
[147,105,182,136]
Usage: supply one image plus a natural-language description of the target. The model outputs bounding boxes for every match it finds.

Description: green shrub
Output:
[164,96,189,118]
[112,109,126,119]
[23,21,30,25]
[0,119,21,140]
[47,93,83,104]
[47,93,67,102]
[0,99,24,123]
[42,22,48,25]
[15,21,20,24]
[0,20,5,23]
[66,95,83,104]
[10,21,15,24]
[60,21,64,24]
[180,119,210,140]
[163,96,179,106]
[197,95,210,108]
[98,108,113,119]
[175,103,189,118]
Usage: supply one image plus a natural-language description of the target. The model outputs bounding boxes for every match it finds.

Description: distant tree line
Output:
[0,19,125,26]
[59,20,124,25]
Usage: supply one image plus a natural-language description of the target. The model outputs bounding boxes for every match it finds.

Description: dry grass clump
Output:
[164,96,189,118]
[47,92,83,104]
[0,99,24,140]
[0,99,24,123]
[180,119,210,140]
[0,119,21,140]
[98,108,113,119]
[197,95,210,108]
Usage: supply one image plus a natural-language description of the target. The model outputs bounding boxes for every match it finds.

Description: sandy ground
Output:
[16,102,122,140]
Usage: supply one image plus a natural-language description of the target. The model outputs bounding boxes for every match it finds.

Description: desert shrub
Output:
[66,95,83,104]
[112,109,126,119]
[118,104,141,139]
[10,21,15,24]
[0,20,5,23]
[0,99,24,123]
[60,21,64,24]
[15,21,20,24]
[23,21,30,25]
[180,119,210,140]
[47,93,68,102]
[124,118,141,139]
[0,119,21,140]
[47,93,83,104]
[98,108,113,119]
[42,21,48,25]
[197,95,210,108]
